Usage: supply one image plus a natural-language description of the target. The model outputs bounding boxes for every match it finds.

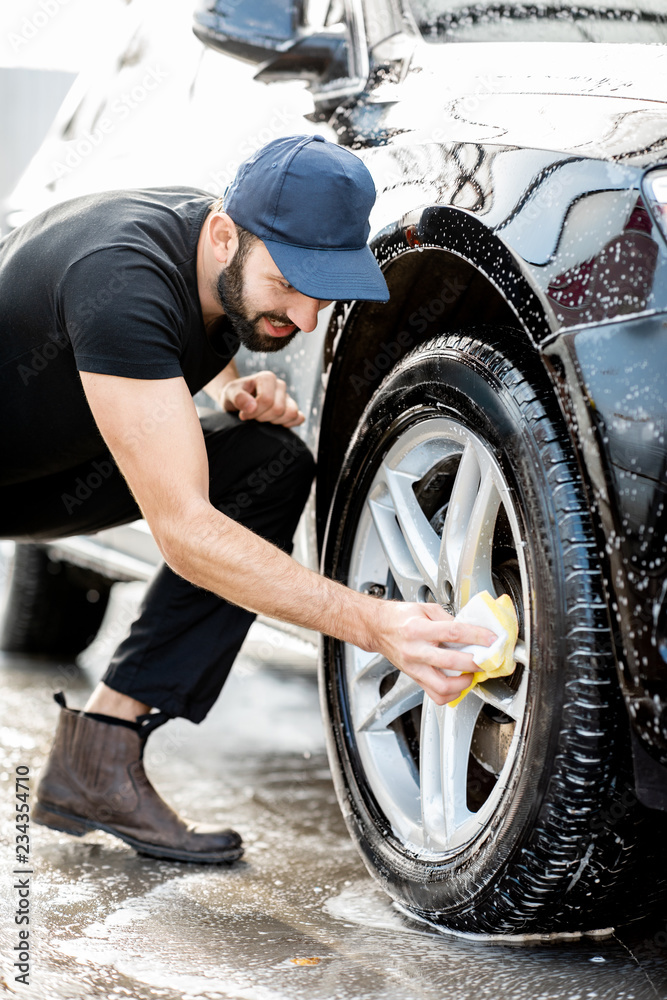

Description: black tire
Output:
[321,329,667,935]
[1,543,112,657]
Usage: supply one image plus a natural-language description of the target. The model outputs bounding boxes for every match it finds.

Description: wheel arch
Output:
[316,206,557,548]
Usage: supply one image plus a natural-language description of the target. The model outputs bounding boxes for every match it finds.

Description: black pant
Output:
[1,413,316,722]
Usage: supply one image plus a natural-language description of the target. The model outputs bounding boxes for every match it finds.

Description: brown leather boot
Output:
[34,692,243,863]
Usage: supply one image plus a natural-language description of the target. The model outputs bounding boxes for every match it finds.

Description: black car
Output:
[192,0,667,935]
[4,0,667,937]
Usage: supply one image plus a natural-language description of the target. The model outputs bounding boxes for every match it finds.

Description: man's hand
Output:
[371,600,496,705]
[222,370,304,427]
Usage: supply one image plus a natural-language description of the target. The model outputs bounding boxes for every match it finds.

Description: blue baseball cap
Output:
[224,134,389,303]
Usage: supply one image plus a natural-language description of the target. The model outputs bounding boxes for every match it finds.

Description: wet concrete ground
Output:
[2,580,667,1000]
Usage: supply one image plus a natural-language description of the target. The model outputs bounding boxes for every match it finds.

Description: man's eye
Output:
[281,281,292,290]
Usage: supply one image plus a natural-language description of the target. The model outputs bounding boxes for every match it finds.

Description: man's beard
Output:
[216,251,300,353]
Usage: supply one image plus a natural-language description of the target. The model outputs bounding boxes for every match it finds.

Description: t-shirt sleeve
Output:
[58,247,186,379]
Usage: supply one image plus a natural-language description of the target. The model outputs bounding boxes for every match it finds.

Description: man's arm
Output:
[79,372,493,705]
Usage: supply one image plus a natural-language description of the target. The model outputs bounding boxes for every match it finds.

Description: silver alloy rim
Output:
[344,416,531,857]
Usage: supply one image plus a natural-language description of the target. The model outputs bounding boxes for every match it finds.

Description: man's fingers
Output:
[421,601,454,622]
[273,379,287,410]
[248,372,278,418]
[409,662,473,706]
[256,388,304,427]
[280,403,305,427]
[225,372,303,427]
[413,615,496,649]
[252,375,291,422]
[424,644,480,674]
[223,376,259,417]
[399,636,479,676]
[233,387,258,417]
[272,396,305,427]
[258,380,287,422]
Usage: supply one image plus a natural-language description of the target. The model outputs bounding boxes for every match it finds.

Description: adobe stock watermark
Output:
[17,269,130,386]
[60,395,180,514]
[433,74,497,133]
[220,432,309,520]
[61,458,115,516]
[13,765,32,986]
[50,67,168,182]
[16,330,70,386]
[8,0,71,53]
[121,395,181,452]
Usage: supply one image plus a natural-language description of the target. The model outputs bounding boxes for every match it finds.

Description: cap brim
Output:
[263,238,390,303]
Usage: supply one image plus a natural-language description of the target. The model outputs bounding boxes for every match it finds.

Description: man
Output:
[0,135,493,863]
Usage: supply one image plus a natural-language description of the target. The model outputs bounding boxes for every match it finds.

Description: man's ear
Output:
[208,212,237,265]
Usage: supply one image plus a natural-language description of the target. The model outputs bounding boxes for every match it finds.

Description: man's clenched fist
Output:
[222,370,305,427]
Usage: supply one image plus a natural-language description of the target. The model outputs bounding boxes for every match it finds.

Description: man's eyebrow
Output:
[267,271,293,286]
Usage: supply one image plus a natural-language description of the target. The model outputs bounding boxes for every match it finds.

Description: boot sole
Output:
[33,801,244,864]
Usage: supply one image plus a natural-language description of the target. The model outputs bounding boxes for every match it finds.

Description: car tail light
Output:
[643,169,667,240]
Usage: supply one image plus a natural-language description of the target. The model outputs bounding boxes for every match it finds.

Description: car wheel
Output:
[1,543,112,657]
[321,329,667,935]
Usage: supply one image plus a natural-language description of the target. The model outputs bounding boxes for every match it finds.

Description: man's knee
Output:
[205,418,315,518]
[242,424,315,500]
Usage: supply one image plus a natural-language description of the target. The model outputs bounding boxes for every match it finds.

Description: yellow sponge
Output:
[447,591,519,708]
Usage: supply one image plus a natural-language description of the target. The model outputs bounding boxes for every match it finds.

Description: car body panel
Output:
[312,32,667,772]
[544,314,667,760]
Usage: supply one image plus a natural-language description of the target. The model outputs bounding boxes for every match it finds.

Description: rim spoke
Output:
[469,669,528,723]
[383,465,440,596]
[454,461,501,607]
[358,672,423,732]
[419,698,447,847]
[441,694,482,843]
[368,497,423,601]
[353,651,395,687]
[439,442,480,595]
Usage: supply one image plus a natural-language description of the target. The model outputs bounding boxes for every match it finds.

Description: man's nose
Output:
[287,294,325,333]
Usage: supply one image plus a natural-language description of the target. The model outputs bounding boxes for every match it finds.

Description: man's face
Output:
[216,238,330,353]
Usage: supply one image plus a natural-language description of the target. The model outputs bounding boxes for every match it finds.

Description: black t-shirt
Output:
[0,187,239,487]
